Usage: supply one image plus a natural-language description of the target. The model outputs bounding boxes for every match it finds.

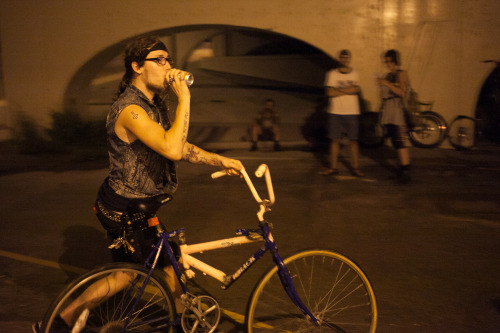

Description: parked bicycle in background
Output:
[448,60,500,150]
[406,99,448,148]
[359,100,447,149]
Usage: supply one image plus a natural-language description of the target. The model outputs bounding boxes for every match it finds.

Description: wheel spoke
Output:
[409,112,447,148]
[43,263,175,333]
[448,116,476,150]
[246,250,377,333]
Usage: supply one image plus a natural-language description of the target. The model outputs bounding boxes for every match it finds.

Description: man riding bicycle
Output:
[33,35,243,333]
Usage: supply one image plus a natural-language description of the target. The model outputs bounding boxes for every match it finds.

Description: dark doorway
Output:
[476,61,500,143]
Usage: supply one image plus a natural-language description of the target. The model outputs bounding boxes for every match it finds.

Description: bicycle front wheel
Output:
[448,115,477,150]
[42,262,176,333]
[409,111,447,148]
[246,249,377,333]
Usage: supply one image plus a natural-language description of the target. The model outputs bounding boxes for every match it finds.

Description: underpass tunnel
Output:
[64,25,338,146]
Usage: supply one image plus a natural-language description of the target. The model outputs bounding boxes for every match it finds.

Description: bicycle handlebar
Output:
[211,164,275,207]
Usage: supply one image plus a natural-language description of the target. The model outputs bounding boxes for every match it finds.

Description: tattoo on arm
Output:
[131,111,138,119]
[183,145,222,166]
[183,145,199,162]
[182,108,190,143]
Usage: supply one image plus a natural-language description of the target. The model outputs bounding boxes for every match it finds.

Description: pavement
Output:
[0,141,500,332]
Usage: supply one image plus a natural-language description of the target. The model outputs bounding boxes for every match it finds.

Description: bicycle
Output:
[359,100,447,149]
[407,101,448,148]
[40,164,377,333]
[447,115,479,150]
[446,60,500,150]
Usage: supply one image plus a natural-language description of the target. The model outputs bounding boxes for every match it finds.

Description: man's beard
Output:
[147,80,169,95]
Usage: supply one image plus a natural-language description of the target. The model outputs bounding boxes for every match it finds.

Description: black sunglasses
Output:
[144,56,174,66]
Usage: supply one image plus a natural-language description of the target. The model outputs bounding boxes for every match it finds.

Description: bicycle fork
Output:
[271,252,321,326]
[261,222,321,326]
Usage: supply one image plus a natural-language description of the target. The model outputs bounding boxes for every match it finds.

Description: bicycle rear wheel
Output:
[448,115,477,150]
[246,249,377,333]
[42,262,176,333]
[409,111,447,148]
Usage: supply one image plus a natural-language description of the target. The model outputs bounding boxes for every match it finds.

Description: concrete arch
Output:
[63,41,125,116]
[2,0,500,143]
[65,25,337,125]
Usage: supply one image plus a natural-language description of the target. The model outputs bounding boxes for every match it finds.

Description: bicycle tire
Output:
[41,262,176,333]
[448,115,477,150]
[245,249,377,333]
[409,111,447,148]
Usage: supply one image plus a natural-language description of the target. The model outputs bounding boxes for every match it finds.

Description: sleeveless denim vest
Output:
[106,85,178,199]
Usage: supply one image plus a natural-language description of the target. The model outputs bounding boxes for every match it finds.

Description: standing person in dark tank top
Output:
[377,49,412,184]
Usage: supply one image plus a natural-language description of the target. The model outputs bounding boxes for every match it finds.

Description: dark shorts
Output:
[328,114,359,140]
[94,200,177,267]
[259,127,275,141]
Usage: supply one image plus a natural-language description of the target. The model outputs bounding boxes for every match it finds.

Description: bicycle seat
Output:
[126,194,172,216]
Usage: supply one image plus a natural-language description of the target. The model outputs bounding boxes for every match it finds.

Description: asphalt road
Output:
[1,145,500,332]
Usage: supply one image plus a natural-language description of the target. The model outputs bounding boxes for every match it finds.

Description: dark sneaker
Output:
[397,169,411,184]
[250,142,258,151]
[274,142,282,151]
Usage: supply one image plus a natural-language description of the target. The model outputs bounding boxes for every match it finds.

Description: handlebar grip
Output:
[255,164,268,178]
[211,170,228,179]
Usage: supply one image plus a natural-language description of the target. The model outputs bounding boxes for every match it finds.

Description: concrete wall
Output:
[1,0,499,139]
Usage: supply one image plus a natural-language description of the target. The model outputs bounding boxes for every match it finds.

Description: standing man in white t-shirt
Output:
[319,49,364,177]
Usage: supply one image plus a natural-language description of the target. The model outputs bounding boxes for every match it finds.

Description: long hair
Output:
[114,36,163,100]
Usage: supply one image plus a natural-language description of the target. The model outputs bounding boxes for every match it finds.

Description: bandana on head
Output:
[149,41,168,53]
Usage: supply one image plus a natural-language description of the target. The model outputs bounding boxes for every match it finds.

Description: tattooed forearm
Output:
[181,107,190,143]
[183,145,222,166]
[183,145,199,162]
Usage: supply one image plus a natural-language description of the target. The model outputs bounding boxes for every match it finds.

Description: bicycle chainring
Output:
[181,295,221,333]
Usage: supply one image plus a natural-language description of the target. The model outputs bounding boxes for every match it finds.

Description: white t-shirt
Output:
[324,68,360,115]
